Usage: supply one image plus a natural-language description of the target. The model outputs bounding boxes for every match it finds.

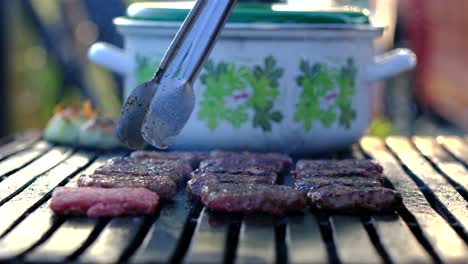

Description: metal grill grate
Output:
[0,133,467,263]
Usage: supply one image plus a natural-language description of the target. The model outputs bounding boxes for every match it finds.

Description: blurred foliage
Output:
[10,2,62,132]
[8,0,121,133]
[368,117,393,138]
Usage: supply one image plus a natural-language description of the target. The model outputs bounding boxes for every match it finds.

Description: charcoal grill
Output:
[0,132,467,263]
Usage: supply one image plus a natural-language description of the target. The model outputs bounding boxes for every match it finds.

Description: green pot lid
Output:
[127,2,370,25]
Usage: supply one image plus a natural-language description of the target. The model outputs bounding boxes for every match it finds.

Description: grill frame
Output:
[0,133,466,263]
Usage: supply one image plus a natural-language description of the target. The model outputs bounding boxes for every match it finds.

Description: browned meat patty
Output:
[78,174,177,199]
[307,185,402,212]
[187,172,277,197]
[130,150,208,168]
[201,183,306,216]
[292,167,384,182]
[50,187,159,217]
[95,157,192,183]
[198,158,284,176]
[295,159,383,173]
[294,176,383,193]
[209,150,292,170]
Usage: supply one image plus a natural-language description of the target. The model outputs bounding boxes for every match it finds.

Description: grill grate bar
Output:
[354,145,433,263]
[386,137,468,242]
[24,154,123,263]
[275,219,288,264]
[287,212,328,264]
[360,216,393,264]
[0,147,74,207]
[360,137,468,262]
[368,214,433,263]
[66,218,110,262]
[330,215,382,263]
[412,136,468,200]
[224,215,242,264]
[185,208,231,263]
[436,136,468,167]
[0,134,467,263]
[0,201,64,261]
[316,213,342,264]
[0,142,50,183]
[0,151,96,238]
[77,217,146,263]
[236,215,276,264]
[0,131,41,162]
[129,192,194,263]
[169,200,204,263]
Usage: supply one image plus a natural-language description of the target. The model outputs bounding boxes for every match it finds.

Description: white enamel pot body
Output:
[88,19,416,154]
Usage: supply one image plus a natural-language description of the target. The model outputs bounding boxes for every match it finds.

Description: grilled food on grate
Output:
[201,183,306,216]
[78,173,177,199]
[95,157,192,183]
[209,150,293,170]
[187,172,277,198]
[50,187,159,216]
[295,159,383,173]
[130,150,209,168]
[294,159,401,212]
[294,176,383,193]
[308,185,402,212]
[292,167,385,182]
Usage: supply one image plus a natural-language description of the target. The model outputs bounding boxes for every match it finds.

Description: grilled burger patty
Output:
[209,151,292,171]
[187,172,277,197]
[130,150,208,168]
[292,168,385,182]
[78,173,177,199]
[295,159,383,173]
[294,176,383,193]
[95,157,192,183]
[307,185,402,212]
[198,158,283,176]
[201,183,306,216]
[50,187,159,217]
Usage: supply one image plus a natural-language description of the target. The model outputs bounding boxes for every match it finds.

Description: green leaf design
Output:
[197,57,285,132]
[198,60,249,130]
[294,58,357,130]
[246,56,284,131]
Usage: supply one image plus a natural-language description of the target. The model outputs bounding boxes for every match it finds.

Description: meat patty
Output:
[292,168,385,182]
[78,174,177,199]
[187,172,277,197]
[294,176,383,193]
[50,187,159,217]
[198,158,283,176]
[295,159,383,173]
[201,183,306,216]
[209,151,292,170]
[95,157,191,183]
[307,185,402,212]
[130,150,208,168]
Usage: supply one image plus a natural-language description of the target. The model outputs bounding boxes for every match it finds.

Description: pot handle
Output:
[366,48,417,81]
[88,42,133,75]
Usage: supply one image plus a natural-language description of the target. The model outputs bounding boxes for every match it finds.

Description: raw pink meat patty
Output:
[50,187,159,217]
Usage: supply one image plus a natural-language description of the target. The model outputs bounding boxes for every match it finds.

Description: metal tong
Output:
[116,0,237,149]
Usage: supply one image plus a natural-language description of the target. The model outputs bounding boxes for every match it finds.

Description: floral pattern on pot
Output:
[294,58,357,131]
[198,56,284,131]
[135,54,357,132]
